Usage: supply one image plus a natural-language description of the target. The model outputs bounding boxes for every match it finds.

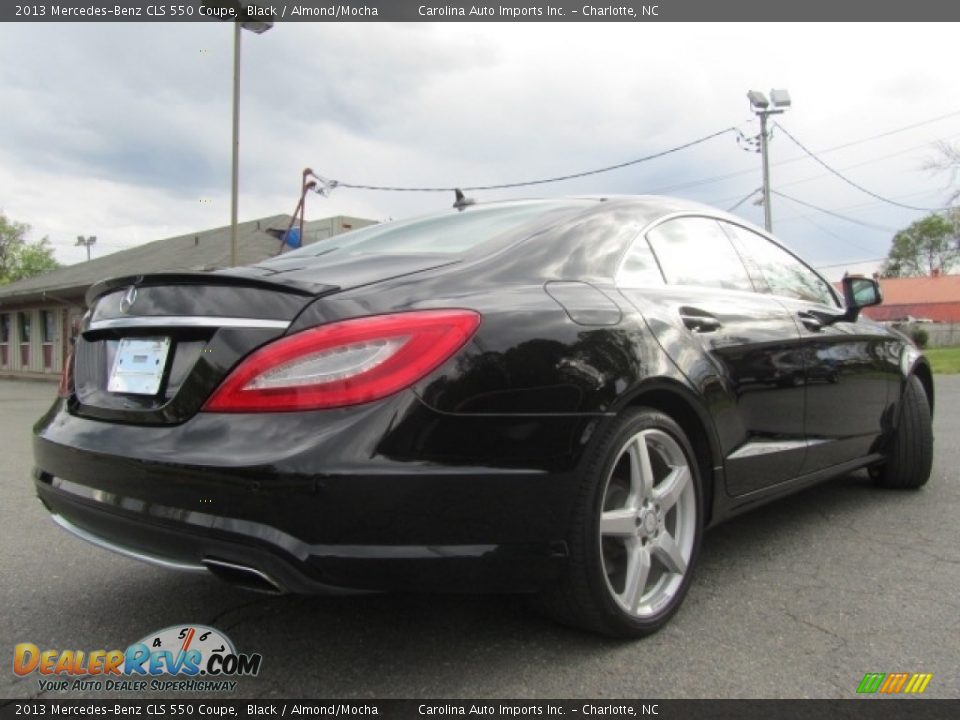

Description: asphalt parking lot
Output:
[2,378,958,700]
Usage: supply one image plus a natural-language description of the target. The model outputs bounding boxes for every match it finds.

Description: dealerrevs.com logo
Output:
[13,625,262,693]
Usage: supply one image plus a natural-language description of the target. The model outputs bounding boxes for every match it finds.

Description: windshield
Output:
[269,201,591,262]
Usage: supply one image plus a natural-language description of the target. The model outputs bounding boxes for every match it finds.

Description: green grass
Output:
[925,346,960,374]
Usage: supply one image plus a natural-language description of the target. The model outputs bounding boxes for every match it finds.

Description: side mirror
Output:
[841,276,882,321]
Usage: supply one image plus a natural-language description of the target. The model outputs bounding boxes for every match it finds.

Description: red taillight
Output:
[203,309,481,412]
[58,350,74,399]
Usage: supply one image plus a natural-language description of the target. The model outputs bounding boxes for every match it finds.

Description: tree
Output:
[0,213,60,284]
[881,213,960,278]
[924,140,960,206]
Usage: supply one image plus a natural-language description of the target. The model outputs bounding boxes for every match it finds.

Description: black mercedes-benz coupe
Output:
[33,196,935,637]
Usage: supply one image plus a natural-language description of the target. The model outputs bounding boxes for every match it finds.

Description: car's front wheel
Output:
[536,408,703,637]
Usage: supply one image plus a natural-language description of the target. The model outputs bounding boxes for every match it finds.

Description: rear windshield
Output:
[271,201,591,261]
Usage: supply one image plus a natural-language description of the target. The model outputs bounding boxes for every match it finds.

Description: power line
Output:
[760,188,950,267]
[726,188,761,211]
[774,123,950,212]
[779,209,886,258]
[772,132,960,194]
[717,182,946,217]
[789,208,851,244]
[815,257,887,270]
[651,165,758,195]
[767,189,948,250]
[812,108,960,154]
[771,196,887,256]
[647,108,960,196]
[321,110,960,198]
[771,190,898,233]
[322,126,741,193]
[783,188,947,222]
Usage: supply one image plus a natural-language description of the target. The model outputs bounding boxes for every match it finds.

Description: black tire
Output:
[533,408,703,638]
[874,375,933,489]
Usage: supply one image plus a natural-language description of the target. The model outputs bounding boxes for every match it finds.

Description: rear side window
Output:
[721,223,838,306]
[645,217,754,292]
[617,236,665,287]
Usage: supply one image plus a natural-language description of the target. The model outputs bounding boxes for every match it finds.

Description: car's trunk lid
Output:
[73,254,457,425]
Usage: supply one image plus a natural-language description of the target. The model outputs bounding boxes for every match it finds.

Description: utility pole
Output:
[746,89,791,232]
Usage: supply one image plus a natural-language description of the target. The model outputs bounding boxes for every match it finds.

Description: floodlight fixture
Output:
[770,88,792,108]
[241,19,273,33]
[747,90,770,109]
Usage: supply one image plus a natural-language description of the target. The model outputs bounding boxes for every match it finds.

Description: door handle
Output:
[680,311,722,333]
[797,310,823,332]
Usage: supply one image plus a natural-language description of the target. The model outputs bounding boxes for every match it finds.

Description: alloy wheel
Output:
[598,428,697,618]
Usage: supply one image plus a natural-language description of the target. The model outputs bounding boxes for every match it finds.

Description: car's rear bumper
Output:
[36,473,568,594]
[33,395,590,594]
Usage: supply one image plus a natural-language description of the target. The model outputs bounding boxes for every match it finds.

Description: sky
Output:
[1,21,959,280]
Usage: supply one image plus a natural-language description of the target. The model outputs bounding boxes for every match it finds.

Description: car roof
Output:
[467,194,745,227]
[448,194,825,288]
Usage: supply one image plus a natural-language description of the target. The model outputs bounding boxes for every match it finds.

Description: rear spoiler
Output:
[85,272,339,306]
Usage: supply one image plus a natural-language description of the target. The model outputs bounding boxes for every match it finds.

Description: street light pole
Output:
[747,89,791,233]
[75,235,96,262]
[220,4,273,267]
[230,20,242,267]
[759,111,772,233]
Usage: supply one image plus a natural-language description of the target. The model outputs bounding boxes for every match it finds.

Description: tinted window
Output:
[618,236,665,287]
[722,223,837,306]
[271,201,590,262]
[646,217,753,291]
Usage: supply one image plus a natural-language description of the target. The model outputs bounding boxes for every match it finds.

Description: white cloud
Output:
[1,21,959,273]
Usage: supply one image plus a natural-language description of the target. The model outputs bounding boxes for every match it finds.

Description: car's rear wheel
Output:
[535,408,703,637]
[873,375,933,489]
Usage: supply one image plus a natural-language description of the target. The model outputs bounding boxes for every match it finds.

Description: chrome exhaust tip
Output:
[202,557,284,595]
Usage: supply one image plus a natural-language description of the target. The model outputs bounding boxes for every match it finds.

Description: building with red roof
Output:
[862,274,960,322]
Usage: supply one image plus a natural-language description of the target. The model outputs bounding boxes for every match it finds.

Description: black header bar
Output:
[3,0,960,23]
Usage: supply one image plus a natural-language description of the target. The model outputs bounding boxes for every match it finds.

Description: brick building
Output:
[862,274,960,322]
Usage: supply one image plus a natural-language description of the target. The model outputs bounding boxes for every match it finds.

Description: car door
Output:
[721,221,900,473]
[618,215,808,495]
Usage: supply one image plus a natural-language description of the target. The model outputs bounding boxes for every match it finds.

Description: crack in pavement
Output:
[778,607,850,650]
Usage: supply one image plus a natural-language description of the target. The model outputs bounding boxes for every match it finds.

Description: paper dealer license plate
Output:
[108,337,171,395]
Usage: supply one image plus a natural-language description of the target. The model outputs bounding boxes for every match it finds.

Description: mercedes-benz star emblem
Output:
[119,286,138,314]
